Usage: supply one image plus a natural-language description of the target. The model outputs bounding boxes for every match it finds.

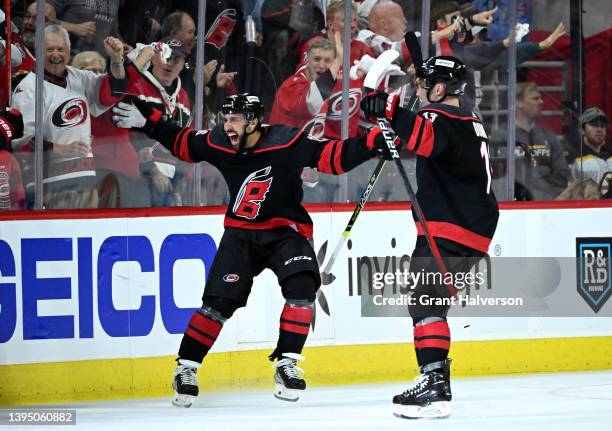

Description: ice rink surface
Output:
[6,371,612,430]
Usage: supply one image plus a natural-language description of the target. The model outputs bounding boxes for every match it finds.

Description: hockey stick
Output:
[320,95,419,285]
[319,50,399,284]
[371,115,456,300]
[320,33,424,284]
[363,41,458,300]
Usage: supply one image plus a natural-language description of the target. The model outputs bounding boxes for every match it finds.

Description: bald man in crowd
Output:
[368,0,408,43]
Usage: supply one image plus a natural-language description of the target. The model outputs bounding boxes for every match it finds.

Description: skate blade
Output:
[172,393,195,408]
[273,384,302,402]
[393,401,451,419]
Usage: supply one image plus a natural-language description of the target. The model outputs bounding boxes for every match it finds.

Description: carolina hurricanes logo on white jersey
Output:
[52,98,88,128]
[233,166,273,220]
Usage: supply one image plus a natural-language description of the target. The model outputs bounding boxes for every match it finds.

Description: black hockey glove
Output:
[360,91,400,123]
[366,126,401,161]
[112,97,163,135]
[0,108,24,151]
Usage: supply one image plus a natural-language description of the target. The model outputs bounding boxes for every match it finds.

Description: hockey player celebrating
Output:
[361,56,499,419]
[112,93,391,407]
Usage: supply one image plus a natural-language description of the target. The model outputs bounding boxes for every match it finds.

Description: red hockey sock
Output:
[179,311,224,363]
[413,320,450,368]
[270,304,313,360]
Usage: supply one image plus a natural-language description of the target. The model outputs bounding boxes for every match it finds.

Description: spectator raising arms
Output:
[473,0,532,41]
[71,51,147,209]
[10,25,127,209]
[48,0,122,56]
[124,38,192,207]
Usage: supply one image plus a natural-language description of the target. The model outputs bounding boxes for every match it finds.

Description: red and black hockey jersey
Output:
[391,103,499,253]
[149,122,376,238]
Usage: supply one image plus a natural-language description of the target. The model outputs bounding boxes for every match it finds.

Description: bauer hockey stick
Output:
[320,94,420,285]
[370,115,457,300]
[320,49,400,284]
[363,51,458,300]
[321,33,424,284]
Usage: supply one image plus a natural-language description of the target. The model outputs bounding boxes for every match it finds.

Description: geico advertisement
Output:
[2,208,612,365]
[0,211,423,364]
[0,216,231,364]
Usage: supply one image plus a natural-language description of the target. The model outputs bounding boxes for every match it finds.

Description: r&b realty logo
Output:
[576,238,612,313]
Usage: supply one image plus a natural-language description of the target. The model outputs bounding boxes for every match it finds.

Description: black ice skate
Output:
[392,359,452,419]
[273,353,306,402]
[172,359,201,408]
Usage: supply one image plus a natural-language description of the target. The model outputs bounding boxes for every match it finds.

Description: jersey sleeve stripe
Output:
[416,120,435,158]
[333,139,345,174]
[407,115,424,151]
[328,140,339,174]
[173,127,194,163]
[317,139,336,174]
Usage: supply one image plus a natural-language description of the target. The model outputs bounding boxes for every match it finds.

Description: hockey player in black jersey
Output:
[112,93,390,407]
[361,56,499,419]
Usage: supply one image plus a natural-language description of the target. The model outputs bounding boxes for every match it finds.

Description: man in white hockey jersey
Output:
[11,24,126,209]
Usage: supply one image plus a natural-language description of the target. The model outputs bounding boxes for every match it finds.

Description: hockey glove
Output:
[360,91,400,123]
[366,126,400,161]
[0,108,24,151]
[112,98,163,134]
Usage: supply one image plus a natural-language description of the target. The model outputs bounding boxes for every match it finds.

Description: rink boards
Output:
[1,202,612,405]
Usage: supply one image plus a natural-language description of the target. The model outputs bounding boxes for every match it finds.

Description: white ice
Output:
[5,371,612,430]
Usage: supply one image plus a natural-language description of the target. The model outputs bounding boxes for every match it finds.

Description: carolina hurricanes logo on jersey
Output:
[326,88,361,120]
[205,9,237,49]
[233,166,273,220]
[52,98,88,129]
[304,113,326,140]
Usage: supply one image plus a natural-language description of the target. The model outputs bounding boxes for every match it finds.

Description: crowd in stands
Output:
[0,0,609,210]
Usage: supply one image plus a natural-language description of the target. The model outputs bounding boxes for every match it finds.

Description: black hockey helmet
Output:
[417,56,466,96]
[221,93,264,122]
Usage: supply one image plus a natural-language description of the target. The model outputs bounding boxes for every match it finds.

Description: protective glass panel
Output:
[3,1,608,209]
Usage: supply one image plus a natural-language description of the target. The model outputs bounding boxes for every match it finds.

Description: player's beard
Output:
[238,131,249,151]
[227,126,249,151]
